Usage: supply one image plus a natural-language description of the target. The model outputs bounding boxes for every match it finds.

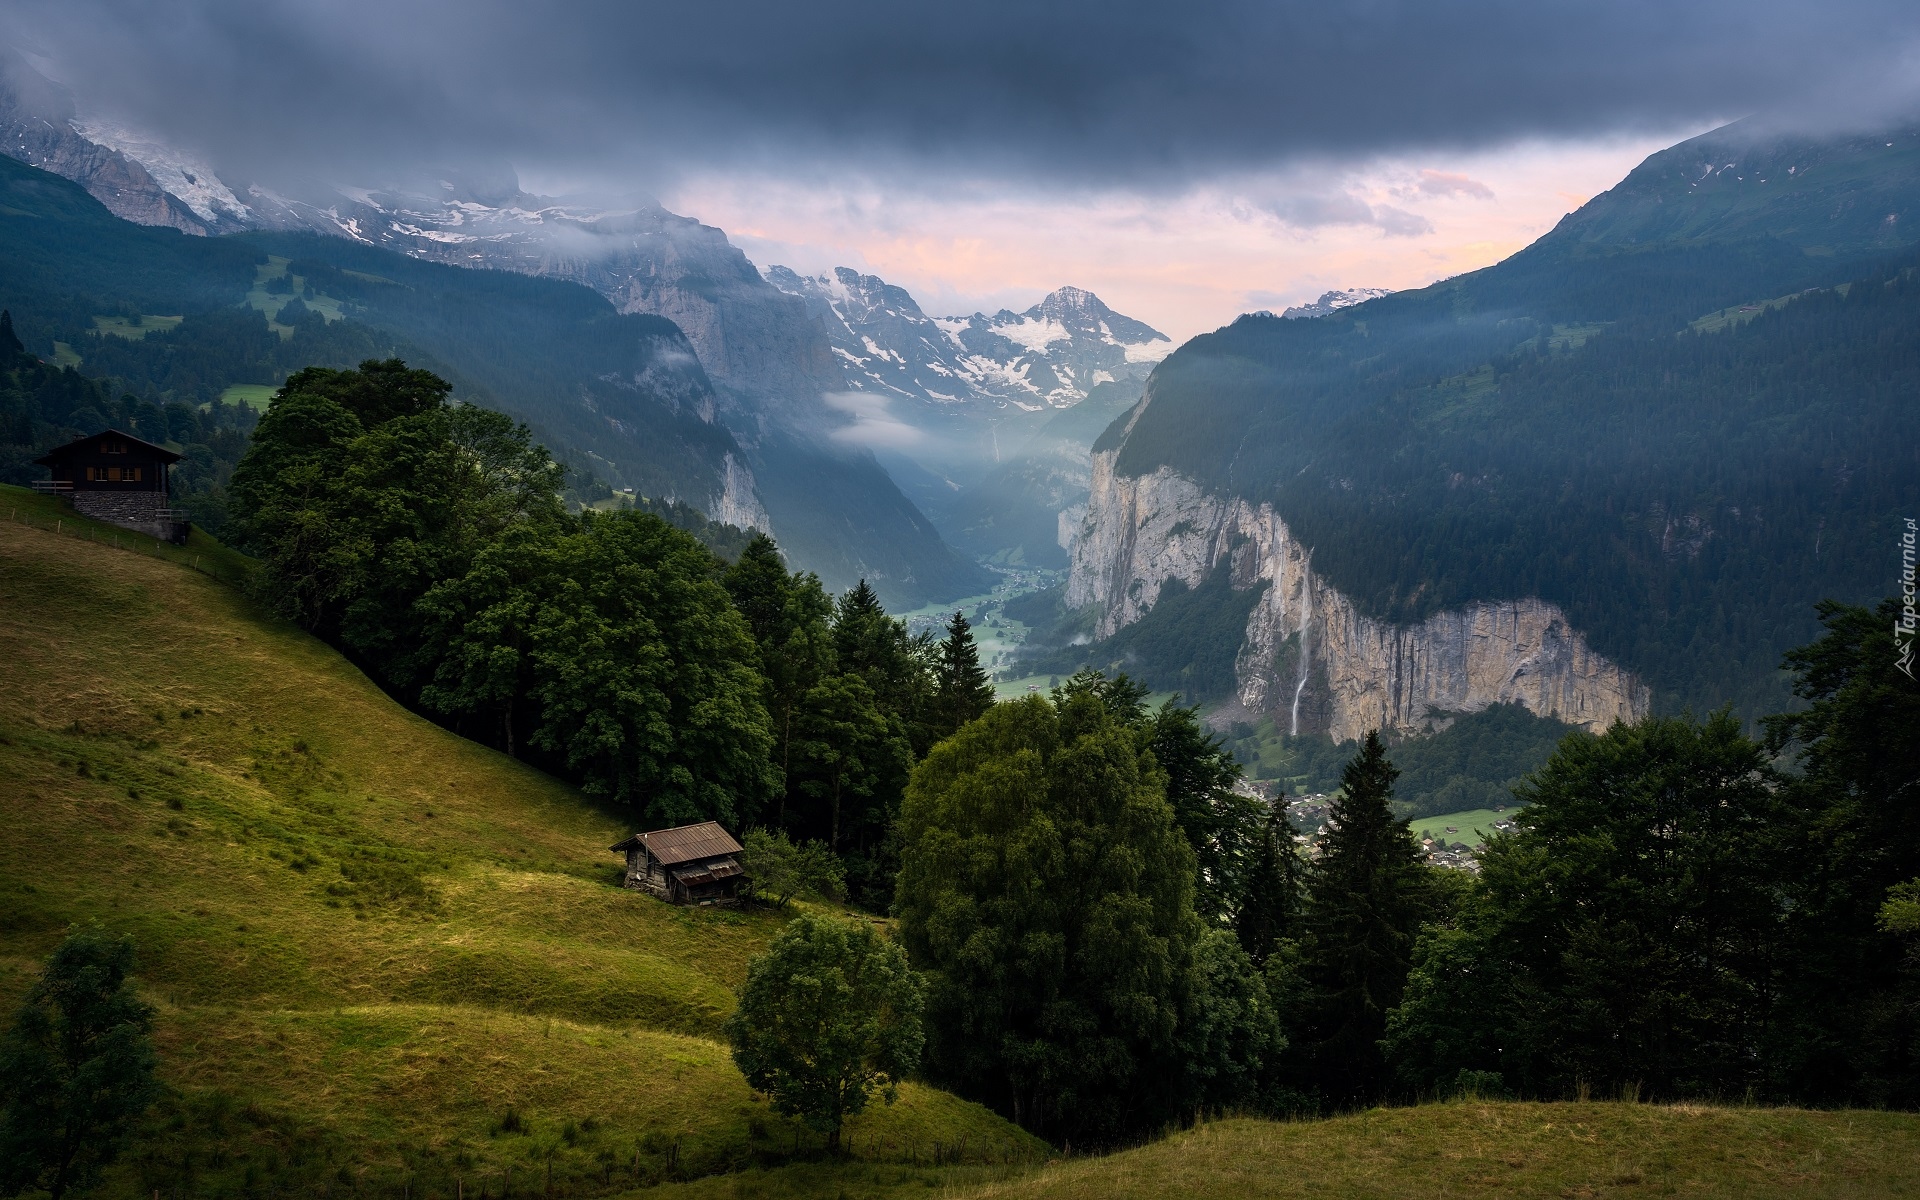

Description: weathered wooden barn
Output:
[611,821,748,906]
[33,429,190,543]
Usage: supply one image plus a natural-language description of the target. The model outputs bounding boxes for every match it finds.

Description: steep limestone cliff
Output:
[1067,452,1648,742]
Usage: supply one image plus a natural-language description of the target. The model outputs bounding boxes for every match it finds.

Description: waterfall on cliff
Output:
[1289,569,1312,736]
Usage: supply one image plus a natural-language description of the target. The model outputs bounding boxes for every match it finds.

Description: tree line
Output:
[207,358,1920,1151]
[224,358,998,906]
[878,596,1918,1146]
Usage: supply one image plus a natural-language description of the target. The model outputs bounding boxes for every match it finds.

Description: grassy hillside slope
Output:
[945,1102,1920,1200]
[0,485,1038,1197]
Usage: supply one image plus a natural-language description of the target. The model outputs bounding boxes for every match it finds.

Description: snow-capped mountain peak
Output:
[768,269,1171,413]
[1278,287,1395,319]
[69,118,256,229]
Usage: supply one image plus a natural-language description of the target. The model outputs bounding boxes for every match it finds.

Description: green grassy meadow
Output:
[1410,807,1518,848]
[247,254,346,334]
[218,383,279,411]
[0,501,1040,1197]
[943,1102,1920,1200]
[6,487,1920,1199]
[92,313,184,339]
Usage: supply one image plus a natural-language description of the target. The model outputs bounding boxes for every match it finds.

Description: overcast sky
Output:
[8,0,1919,338]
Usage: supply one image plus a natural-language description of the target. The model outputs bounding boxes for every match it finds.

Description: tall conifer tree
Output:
[1234,801,1300,965]
[1289,731,1437,1107]
[932,610,995,739]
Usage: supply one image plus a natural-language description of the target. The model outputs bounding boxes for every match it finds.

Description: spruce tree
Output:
[0,309,23,359]
[723,535,836,826]
[1289,731,1437,1107]
[932,610,995,739]
[1151,699,1262,923]
[1234,801,1300,966]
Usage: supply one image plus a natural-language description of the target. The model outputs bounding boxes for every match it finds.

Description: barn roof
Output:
[34,428,182,466]
[610,820,744,866]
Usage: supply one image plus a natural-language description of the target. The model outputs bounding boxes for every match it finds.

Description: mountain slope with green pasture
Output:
[0,491,1038,1197]
[941,1102,1920,1200]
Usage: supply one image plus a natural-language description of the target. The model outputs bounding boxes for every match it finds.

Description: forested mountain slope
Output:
[1073,118,1920,722]
[0,155,987,604]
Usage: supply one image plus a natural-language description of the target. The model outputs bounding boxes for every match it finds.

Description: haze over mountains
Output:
[4,36,1917,750]
[0,45,1192,584]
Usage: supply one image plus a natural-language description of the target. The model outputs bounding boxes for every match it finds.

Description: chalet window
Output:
[124,467,141,481]
[101,440,127,454]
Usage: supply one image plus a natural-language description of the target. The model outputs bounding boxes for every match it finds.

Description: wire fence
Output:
[3,502,253,588]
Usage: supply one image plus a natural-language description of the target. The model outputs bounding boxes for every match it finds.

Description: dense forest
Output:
[222,360,1003,908]
[1018,565,1267,704]
[893,604,1919,1138]
[1220,702,1579,818]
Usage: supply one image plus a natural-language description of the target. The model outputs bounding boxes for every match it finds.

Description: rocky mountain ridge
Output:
[0,51,222,236]
[0,55,997,605]
[1066,451,1648,741]
[766,266,1172,415]
[1276,287,1394,319]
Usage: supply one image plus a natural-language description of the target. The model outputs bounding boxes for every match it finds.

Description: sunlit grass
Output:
[0,512,1043,1197]
[945,1103,1920,1200]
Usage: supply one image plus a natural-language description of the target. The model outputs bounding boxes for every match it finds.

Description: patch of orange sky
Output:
[665,129,1707,344]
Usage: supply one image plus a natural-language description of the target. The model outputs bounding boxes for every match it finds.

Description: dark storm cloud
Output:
[7,0,1919,191]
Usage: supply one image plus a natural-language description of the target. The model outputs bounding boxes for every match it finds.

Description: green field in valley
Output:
[91,313,183,339]
[1411,807,1521,848]
[218,383,279,410]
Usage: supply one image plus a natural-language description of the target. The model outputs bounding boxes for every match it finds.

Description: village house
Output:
[33,429,190,544]
[611,820,748,906]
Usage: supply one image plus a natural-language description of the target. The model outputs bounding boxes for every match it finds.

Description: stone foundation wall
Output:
[71,491,189,544]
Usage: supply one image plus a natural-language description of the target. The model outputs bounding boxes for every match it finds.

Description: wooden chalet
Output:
[611,821,748,906]
[33,429,190,544]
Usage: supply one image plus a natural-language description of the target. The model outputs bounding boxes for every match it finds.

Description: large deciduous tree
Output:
[1384,712,1788,1101]
[229,360,563,649]
[893,689,1201,1143]
[726,913,925,1152]
[0,928,158,1200]
[416,510,777,826]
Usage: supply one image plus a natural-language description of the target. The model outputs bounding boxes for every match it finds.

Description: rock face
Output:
[0,52,216,235]
[1067,451,1648,742]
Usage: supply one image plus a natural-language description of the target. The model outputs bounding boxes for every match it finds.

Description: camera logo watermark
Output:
[1901,517,1917,679]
